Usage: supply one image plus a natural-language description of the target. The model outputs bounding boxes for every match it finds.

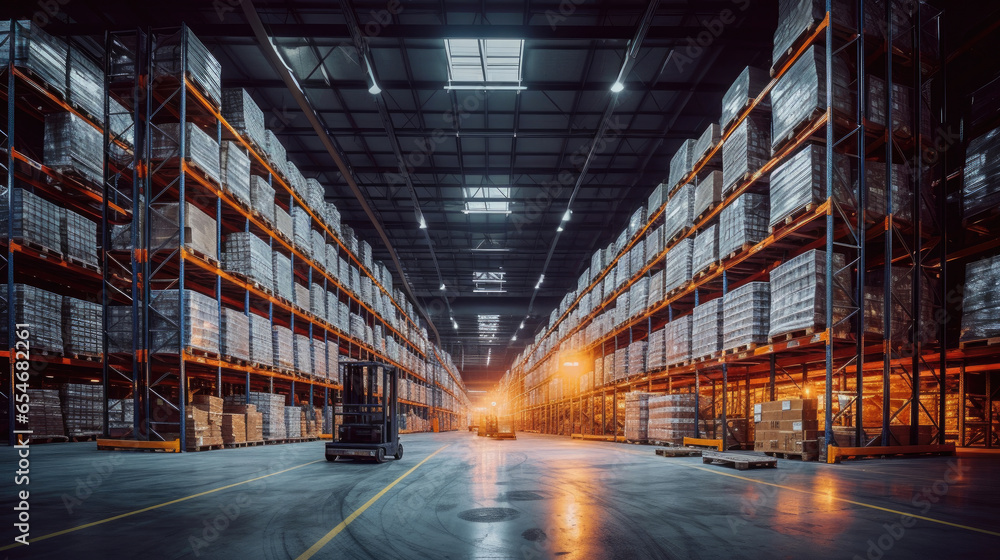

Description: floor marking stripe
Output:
[295,445,450,560]
[0,459,323,551]
[610,444,1000,537]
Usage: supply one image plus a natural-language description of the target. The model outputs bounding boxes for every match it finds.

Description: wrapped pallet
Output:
[249,312,274,366]
[153,27,222,107]
[62,296,101,356]
[272,251,293,301]
[274,205,293,242]
[310,283,327,321]
[614,347,628,381]
[28,389,65,438]
[629,277,649,317]
[220,141,252,207]
[665,315,692,365]
[962,125,1000,217]
[669,139,696,188]
[694,171,724,224]
[0,188,63,252]
[770,45,854,151]
[250,176,276,225]
[721,66,770,131]
[294,282,309,311]
[691,299,725,359]
[224,232,272,289]
[108,398,135,433]
[692,225,719,277]
[222,88,266,150]
[603,354,615,385]
[286,160,307,199]
[265,130,287,178]
[722,113,770,193]
[624,392,652,442]
[868,76,914,137]
[663,182,695,242]
[306,178,326,215]
[149,289,220,354]
[864,267,936,340]
[294,333,313,376]
[647,182,669,214]
[768,250,848,339]
[328,338,340,384]
[62,208,99,267]
[312,230,326,270]
[0,284,63,352]
[221,308,250,362]
[645,226,664,264]
[150,202,217,259]
[719,192,769,258]
[245,392,286,440]
[285,406,303,438]
[961,255,1000,341]
[628,341,647,375]
[312,337,328,379]
[648,394,702,444]
[151,122,221,185]
[663,238,693,294]
[865,161,912,222]
[60,383,103,438]
[45,112,104,185]
[647,327,666,370]
[723,282,771,350]
[694,123,722,164]
[106,306,134,354]
[773,0,856,67]
[1,20,68,94]
[326,203,342,235]
[291,205,312,255]
[272,325,295,370]
[67,43,104,122]
[769,144,850,228]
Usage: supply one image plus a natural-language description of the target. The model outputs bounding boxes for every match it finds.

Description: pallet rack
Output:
[499,2,976,452]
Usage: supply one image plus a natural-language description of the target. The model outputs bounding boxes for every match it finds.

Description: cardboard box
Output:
[222,413,246,444]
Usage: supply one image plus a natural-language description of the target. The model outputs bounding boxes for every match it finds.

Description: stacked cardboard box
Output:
[246,392,286,440]
[0,284,63,353]
[753,398,819,457]
[28,389,65,438]
[150,201,217,259]
[62,208,99,267]
[222,399,264,442]
[189,395,224,450]
[624,392,652,442]
[285,406,303,438]
[221,308,250,362]
[222,413,246,444]
[648,394,702,444]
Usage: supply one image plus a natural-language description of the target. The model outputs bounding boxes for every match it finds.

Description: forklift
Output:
[325,361,402,463]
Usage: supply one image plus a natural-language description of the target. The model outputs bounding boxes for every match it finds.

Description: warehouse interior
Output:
[2,0,1000,558]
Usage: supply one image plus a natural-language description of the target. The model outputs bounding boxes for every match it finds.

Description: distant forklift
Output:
[477,412,516,440]
[326,361,402,463]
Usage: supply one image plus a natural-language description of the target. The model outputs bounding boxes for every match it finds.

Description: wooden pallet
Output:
[69,352,103,363]
[723,342,760,356]
[186,246,220,267]
[959,337,1000,350]
[17,238,63,260]
[723,243,752,262]
[773,108,826,154]
[764,451,818,462]
[221,355,249,367]
[769,203,818,234]
[186,347,221,360]
[187,443,225,452]
[66,255,101,273]
[769,327,816,344]
[655,446,704,457]
[702,451,778,470]
[694,203,721,225]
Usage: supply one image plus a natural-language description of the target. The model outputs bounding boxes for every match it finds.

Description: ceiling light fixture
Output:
[453,320,459,330]
[511,334,517,342]
[439,283,446,291]
[562,209,572,222]
[444,84,527,91]
[534,274,544,290]
[418,214,427,229]
[519,321,525,330]
[364,57,381,95]
[556,225,564,232]
[610,81,625,93]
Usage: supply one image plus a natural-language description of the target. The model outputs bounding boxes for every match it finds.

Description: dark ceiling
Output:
[13,0,780,390]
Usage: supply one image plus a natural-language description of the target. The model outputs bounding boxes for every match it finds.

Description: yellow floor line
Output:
[613,445,1000,538]
[0,459,323,551]
[295,445,450,560]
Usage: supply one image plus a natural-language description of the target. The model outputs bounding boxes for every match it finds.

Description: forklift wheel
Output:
[394,443,404,460]
[374,447,386,464]
[326,454,338,462]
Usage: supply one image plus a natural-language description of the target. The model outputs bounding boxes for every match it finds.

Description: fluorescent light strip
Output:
[444,85,527,91]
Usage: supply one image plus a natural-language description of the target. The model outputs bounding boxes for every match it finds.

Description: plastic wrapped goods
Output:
[723,282,771,350]
[294,282,309,311]
[306,178,326,214]
[692,225,719,276]
[625,392,652,442]
[691,299,724,359]
[665,315,692,365]
[224,232,272,288]
[645,226,664,264]
[719,192,769,258]
[721,66,770,131]
[149,289,219,354]
[868,76,914,137]
[647,394,703,444]
[648,270,664,308]
[722,113,770,193]
[629,277,649,317]
[272,251,293,301]
[294,334,313,376]
[773,0,856,66]
[0,188,63,252]
[68,44,104,121]
[291,205,312,255]
[310,283,327,320]
[106,306,134,354]
[963,126,1000,217]
[628,341,647,375]
[865,161,912,222]
[327,339,340,384]
[265,130,287,179]
[221,308,250,361]
[151,122,221,185]
[62,208,99,267]
[647,328,666,370]
[249,313,273,366]
[150,202,217,259]
[1,285,63,352]
[663,182,695,242]
[694,171,724,221]
[961,255,1000,340]
[28,389,65,438]
[222,88,266,150]
[221,141,252,206]
[664,238,693,294]
[61,384,103,437]
[648,182,669,215]
[62,296,101,356]
[326,202,342,233]
[250,176,276,225]
[614,348,628,381]
[669,139,696,189]
[286,160,307,199]
[694,123,722,163]
[768,250,848,338]
[153,27,222,107]
[312,338,328,379]
[272,325,295,370]
[247,392,286,440]
[769,144,850,228]
[771,45,854,151]
[274,205,293,242]
[1,20,67,95]
[45,112,104,185]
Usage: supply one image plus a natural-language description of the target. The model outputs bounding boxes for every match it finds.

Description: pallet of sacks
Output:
[753,398,819,459]
[187,394,223,450]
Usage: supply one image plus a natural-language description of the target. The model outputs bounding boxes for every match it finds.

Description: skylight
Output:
[473,271,507,294]
[463,186,511,214]
[445,39,524,84]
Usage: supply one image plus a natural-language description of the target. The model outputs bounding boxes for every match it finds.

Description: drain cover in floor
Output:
[457,507,522,523]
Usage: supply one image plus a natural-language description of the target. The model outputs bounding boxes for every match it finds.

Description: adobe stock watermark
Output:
[853,459,970,560]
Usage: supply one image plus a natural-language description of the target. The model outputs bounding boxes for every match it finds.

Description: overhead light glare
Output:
[368,83,382,95]
[562,209,572,222]
[556,225,564,232]
[439,283,446,291]
[418,215,427,229]
[610,81,625,93]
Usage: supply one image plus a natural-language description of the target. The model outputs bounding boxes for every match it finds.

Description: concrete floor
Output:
[1,432,999,559]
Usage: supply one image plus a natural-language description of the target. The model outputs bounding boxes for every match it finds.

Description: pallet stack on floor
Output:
[753,398,819,459]
[624,392,651,442]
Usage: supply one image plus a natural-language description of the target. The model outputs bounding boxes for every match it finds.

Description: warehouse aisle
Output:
[2,433,999,559]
